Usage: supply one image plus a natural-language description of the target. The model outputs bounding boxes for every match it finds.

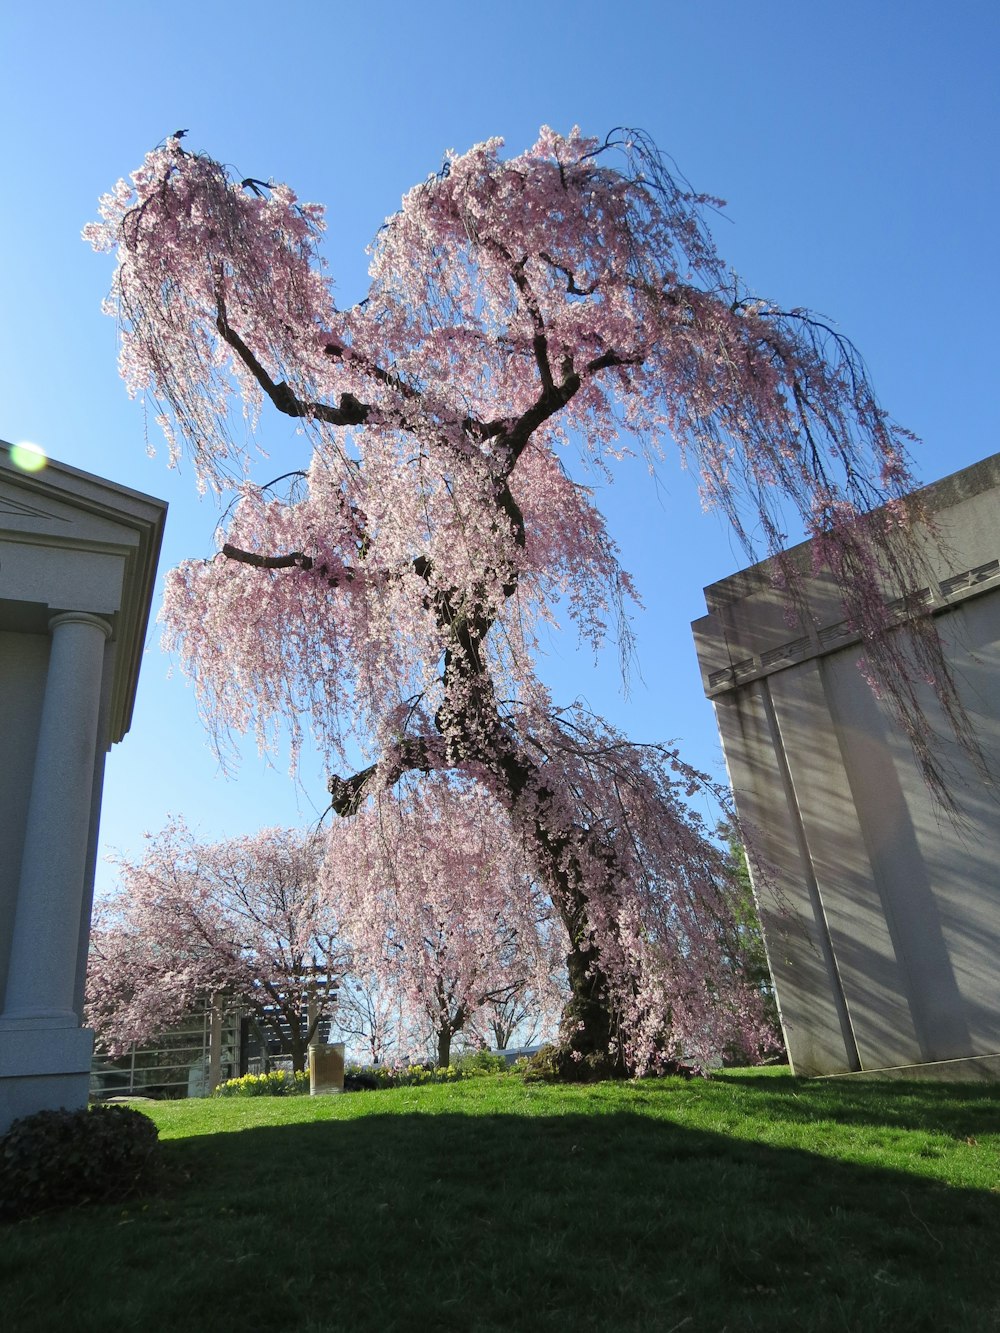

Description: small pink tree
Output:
[466,917,564,1054]
[87,127,976,1075]
[468,977,563,1055]
[327,778,559,1068]
[87,823,344,1073]
[333,967,412,1066]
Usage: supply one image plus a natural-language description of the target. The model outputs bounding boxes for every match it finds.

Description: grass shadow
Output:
[713,1071,1000,1137]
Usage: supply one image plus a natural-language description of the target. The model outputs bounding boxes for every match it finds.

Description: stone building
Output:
[692,454,1000,1080]
[0,442,166,1132]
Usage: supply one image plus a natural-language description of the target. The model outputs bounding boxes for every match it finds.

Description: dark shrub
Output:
[0,1104,160,1220]
[344,1070,381,1092]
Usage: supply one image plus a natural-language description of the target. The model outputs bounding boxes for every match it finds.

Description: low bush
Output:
[512,1044,562,1081]
[397,1063,462,1085]
[213,1070,310,1098]
[0,1104,160,1220]
[344,1062,465,1090]
[343,1054,513,1089]
[455,1050,509,1075]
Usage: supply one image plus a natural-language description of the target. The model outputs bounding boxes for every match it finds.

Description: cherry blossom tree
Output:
[326,778,559,1068]
[86,126,976,1075]
[87,823,344,1073]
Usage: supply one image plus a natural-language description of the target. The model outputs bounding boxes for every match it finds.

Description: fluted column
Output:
[2,612,111,1025]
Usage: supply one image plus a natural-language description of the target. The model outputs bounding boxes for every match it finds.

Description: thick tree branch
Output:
[328,735,441,816]
[502,353,641,474]
[216,289,504,446]
[539,250,599,296]
[323,341,421,404]
[222,543,314,571]
[507,252,555,394]
[215,289,369,426]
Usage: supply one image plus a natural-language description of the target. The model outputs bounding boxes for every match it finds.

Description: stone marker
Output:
[309,1042,346,1094]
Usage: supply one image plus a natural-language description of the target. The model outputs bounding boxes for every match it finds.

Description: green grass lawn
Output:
[3,1068,999,1331]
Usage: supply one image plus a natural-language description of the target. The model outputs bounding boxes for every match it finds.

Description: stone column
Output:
[1,612,112,1025]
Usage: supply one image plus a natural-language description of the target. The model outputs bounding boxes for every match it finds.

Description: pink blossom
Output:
[87,823,342,1072]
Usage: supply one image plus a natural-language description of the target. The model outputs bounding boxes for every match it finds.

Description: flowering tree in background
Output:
[326,778,559,1068]
[87,126,976,1075]
[717,827,785,1060]
[466,912,564,1054]
[87,824,344,1073]
[332,967,412,1066]
[469,981,561,1056]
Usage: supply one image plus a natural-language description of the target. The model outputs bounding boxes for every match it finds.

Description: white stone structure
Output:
[0,442,166,1131]
[692,454,1000,1080]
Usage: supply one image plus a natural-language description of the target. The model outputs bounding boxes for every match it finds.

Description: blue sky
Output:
[2,2,998,890]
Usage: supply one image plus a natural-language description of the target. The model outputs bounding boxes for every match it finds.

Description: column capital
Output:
[48,611,113,640]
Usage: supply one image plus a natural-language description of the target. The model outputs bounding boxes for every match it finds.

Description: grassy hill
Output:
[3,1069,999,1331]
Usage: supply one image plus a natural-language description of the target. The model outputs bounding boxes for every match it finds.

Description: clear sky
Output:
[2,1,998,892]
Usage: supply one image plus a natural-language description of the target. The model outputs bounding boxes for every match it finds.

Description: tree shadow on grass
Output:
[2,1106,999,1333]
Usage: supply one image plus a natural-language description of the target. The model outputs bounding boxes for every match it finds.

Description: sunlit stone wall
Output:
[692,454,1000,1079]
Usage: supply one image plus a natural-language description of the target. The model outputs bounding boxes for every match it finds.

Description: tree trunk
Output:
[491,1020,514,1050]
[436,1027,452,1069]
[555,929,626,1080]
[333,637,627,1078]
[287,1019,309,1074]
[520,805,626,1080]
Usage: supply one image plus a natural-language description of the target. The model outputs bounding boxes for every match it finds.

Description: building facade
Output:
[0,443,166,1131]
[692,455,1000,1079]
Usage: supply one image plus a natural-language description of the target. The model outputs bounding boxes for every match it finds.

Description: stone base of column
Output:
[0,1024,94,1134]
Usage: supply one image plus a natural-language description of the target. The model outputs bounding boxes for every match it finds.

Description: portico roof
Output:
[0,441,167,745]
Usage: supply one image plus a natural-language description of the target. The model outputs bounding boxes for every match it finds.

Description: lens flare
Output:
[9,441,48,473]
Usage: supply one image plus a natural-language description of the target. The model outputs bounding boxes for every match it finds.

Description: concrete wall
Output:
[692,454,1000,1079]
[0,443,165,1131]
